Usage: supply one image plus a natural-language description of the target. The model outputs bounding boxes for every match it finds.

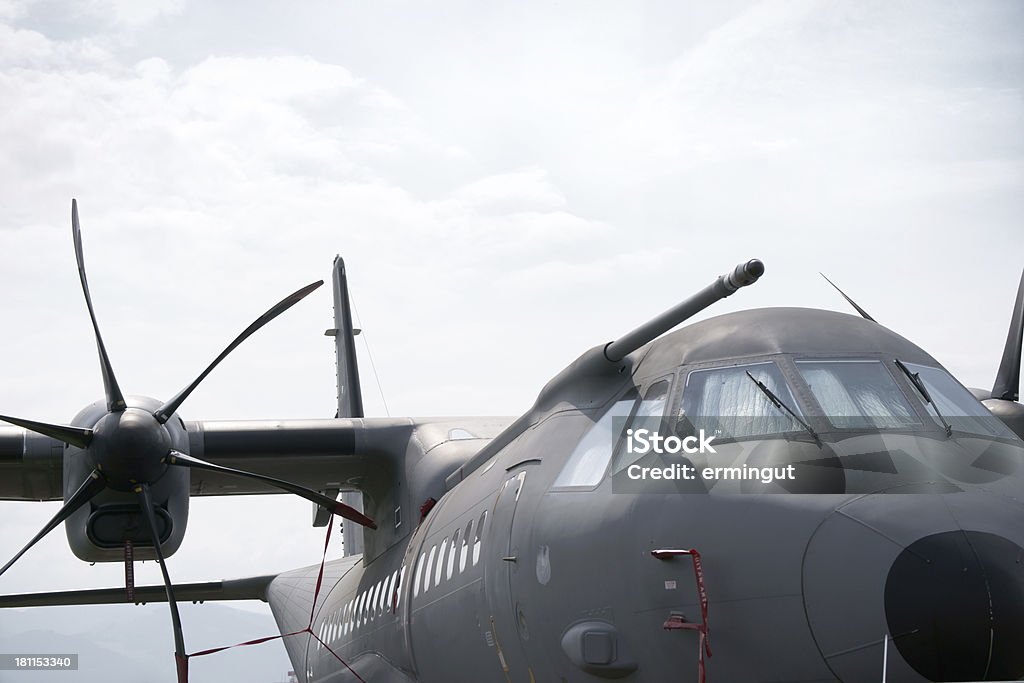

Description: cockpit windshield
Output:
[678,361,806,441]
[901,362,1018,439]
[796,360,919,430]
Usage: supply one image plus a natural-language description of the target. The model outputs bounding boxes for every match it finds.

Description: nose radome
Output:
[885,530,1024,682]
[802,490,1024,683]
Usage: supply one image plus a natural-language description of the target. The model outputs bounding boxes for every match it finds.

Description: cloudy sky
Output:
[0,0,1022,679]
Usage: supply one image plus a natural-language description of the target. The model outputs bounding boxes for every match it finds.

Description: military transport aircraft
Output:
[1,201,1024,683]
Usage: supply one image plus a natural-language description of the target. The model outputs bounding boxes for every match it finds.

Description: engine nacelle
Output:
[63,397,191,562]
[982,398,1024,442]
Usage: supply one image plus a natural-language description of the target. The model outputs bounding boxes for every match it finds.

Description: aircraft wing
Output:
[0,425,62,501]
[183,417,406,497]
[0,415,513,501]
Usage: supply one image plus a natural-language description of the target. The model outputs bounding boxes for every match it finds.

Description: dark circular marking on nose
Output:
[885,531,1024,681]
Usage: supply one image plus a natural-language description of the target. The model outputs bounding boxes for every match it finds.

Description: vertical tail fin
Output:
[330,256,364,419]
[979,268,1024,440]
[319,258,366,555]
[992,268,1024,402]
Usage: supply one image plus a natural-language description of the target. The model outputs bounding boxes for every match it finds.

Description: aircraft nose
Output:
[885,530,1024,681]
[802,488,1024,682]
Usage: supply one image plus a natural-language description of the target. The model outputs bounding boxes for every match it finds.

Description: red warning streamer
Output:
[651,547,712,683]
[124,541,135,603]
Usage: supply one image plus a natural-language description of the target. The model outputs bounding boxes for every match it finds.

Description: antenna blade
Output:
[820,273,877,322]
[166,450,377,529]
[0,470,105,577]
[153,280,323,424]
[992,268,1024,401]
[136,484,188,682]
[72,199,126,412]
[0,414,92,448]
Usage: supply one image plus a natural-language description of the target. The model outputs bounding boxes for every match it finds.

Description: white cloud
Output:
[497,248,682,292]
[357,85,405,110]
[0,22,115,67]
[180,55,361,103]
[618,0,1024,175]
[81,0,185,29]
[0,18,612,426]
[0,0,29,21]
[452,168,565,212]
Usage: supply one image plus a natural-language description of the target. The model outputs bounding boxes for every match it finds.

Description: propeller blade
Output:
[136,484,188,683]
[0,470,105,577]
[992,268,1024,402]
[0,414,92,448]
[72,199,126,412]
[820,273,877,323]
[165,450,377,529]
[153,280,324,424]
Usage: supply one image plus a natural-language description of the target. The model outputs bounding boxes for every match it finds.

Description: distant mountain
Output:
[0,602,295,682]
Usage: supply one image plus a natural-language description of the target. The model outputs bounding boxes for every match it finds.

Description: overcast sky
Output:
[0,0,1022,678]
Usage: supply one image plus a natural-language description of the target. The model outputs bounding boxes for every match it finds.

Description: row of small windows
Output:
[315,508,491,649]
[317,564,407,649]
[413,509,488,600]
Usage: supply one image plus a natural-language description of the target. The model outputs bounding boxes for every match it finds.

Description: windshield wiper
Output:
[745,371,820,444]
[894,359,952,438]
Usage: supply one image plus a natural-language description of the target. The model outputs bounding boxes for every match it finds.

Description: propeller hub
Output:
[91,408,170,490]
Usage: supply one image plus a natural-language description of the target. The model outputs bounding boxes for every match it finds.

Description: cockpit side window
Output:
[677,361,805,441]
[902,362,1017,439]
[552,386,647,489]
[796,360,919,430]
[610,379,672,474]
[634,380,670,431]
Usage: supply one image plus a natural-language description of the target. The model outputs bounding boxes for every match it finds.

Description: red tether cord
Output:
[180,516,366,682]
